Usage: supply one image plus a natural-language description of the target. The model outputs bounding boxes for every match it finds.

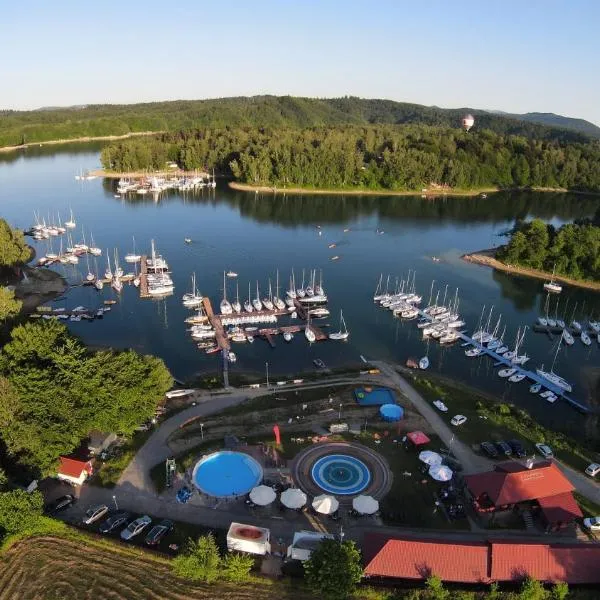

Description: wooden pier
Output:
[202,297,230,351]
[139,255,150,298]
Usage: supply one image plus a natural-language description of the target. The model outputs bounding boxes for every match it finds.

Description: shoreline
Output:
[462,247,600,291]
[229,181,600,198]
[0,131,161,154]
[90,167,209,180]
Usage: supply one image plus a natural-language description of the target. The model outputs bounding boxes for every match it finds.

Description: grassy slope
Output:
[1,96,593,147]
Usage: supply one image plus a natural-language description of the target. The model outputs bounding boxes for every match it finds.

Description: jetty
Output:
[139,255,150,298]
[202,297,231,352]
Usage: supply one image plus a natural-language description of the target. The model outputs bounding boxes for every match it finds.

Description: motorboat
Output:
[309,307,330,317]
[439,331,459,344]
[540,390,558,403]
[529,383,542,394]
[226,271,238,278]
[329,310,349,340]
[419,357,429,370]
[508,373,526,383]
[227,352,237,363]
[498,367,517,378]
[465,347,483,357]
[283,332,293,342]
[512,354,530,365]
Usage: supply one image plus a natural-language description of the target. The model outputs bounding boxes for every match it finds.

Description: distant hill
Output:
[490,110,600,138]
[0,95,597,148]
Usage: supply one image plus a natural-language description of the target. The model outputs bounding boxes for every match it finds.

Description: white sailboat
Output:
[305,311,316,343]
[536,335,572,392]
[329,310,349,340]
[297,269,306,298]
[232,282,242,314]
[64,209,76,229]
[543,264,562,294]
[125,236,142,263]
[287,270,297,299]
[104,250,113,280]
[252,281,263,312]
[273,271,286,310]
[262,280,274,311]
[182,273,203,308]
[244,282,254,313]
[220,272,233,315]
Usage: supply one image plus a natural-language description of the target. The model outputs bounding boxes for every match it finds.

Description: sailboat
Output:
[104,250,113,280]
[125,236,142,263]
[536,334,572,392]
[273,271,286,310]
[262,280,274,311]
[113,250,124,278]
[244,282,254,313]
[297,269,306,298]
[89,233,102,256]
[220,272,233,315]
[252,281,263,312]
[183,273,203,308]
[581,331,591,346]
[64,209,76,229]
[232,282,242,313]
[305,311,316,343]
[329,310,350,340]
[543,264,562,294]
[287,270,297,299]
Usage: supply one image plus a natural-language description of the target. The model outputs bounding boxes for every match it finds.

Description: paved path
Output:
[373,361,492,474]
[557,461,600,504]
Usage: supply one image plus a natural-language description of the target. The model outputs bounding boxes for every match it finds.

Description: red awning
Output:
[538,493,582,524]
[407,431,430,446]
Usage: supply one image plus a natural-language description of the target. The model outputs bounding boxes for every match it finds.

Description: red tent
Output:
[407,431,430,446]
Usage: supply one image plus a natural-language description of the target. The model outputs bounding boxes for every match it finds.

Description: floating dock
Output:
[202,297,230,351]
[139,255,150,298]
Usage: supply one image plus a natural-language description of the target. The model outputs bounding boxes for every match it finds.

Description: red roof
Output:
[406,431,430,446]
[464,461,574,506]
[363,534,600,585]
[538,492,583,524]
[363,534,489,583]
[58,456,93,478]
[490,542,600,584]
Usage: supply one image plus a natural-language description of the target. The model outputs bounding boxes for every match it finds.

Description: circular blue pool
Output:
[311,454,371,495]
[192,451,263,498]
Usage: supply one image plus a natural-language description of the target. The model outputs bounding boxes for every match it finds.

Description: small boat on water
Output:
[419,356,430,370]
[543,265,562,294]
[125,236,142,263]
[226,271,238,278]
[540,390,558,403]
[537,369,571,392]
[331,255,340,261]
[228,351,237,364]
[64,209,76,229]
[562,330,574,346]
[498,367,517,378]
[529,383,542,394]
[183,273,203,308]
[184,238,192,244]
[465,347,483,357]
[220,272,233,315]
[508,373,526,383]
[329,310,349,341]
[283,331,293,342]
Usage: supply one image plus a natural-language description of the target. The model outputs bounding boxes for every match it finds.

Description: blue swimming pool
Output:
[192,451,263,498]
[311,454,371,495]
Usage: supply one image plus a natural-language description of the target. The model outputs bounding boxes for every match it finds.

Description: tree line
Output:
[497,215,600,281]
[101,125,600,192]
[2,95,596,148]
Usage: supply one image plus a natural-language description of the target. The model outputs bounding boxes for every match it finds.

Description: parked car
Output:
[535,443,554,459]
[583,516,600,532]
[145,519,174,546]
[495,441,512,456]
[508,439,527,458]
[585,463,600,478]
[44,494,76,515]
[450,415,467,426]
[121,515,152,541]
[83,504,109,525]
[99,511,131,534]
[480,442,499,458]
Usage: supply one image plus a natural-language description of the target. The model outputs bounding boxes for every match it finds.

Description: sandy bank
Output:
[0,131,161,154]
[462,248,600,292]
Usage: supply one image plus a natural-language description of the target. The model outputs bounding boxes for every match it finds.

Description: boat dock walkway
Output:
[139,255,150,298]
[202,297,230,352]
[415,308,590,414]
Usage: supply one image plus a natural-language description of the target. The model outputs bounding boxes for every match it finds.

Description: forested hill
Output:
[0,95,596,148]
[492,111,600,138]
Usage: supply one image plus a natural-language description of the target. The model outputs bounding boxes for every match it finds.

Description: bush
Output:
[172,534,221,583]
[222,552,254,582]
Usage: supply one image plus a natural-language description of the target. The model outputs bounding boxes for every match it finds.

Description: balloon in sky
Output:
[462,114,475,132]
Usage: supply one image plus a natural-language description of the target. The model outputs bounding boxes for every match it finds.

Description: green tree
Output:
[0,468,7,490]
[0,219,30,268]
[304,539,363,600]
[172,534,221,583]
[0,287,22,321]
[222,552,255,582]
[551,582,569,600]
[518,577,548,600]
[0,489,44,536]
[424,574,450,600]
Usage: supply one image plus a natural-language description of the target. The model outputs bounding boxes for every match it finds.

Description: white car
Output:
[585,463,600,478]
[450,414,467,426]
[120,515,152,541]
[83,504,109,525]
[535,443,554,459]
[433,400,448,412]
[583,516,600,531]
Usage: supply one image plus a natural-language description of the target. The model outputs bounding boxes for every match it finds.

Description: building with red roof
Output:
[57,456,94,486]
[463,461,582,529]
[363,533,600,585]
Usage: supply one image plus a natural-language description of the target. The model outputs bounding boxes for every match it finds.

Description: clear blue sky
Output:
[2,0,598,124]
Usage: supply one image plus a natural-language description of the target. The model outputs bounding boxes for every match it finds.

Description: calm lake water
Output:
[2,143,600,437]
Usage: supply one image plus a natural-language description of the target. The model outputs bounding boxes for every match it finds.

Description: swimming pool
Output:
[310,454,371,495]
[192,451,263,498]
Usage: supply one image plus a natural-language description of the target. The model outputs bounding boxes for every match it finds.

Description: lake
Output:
[2,143,600,437]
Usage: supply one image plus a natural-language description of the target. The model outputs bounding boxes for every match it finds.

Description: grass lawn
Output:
[410,374,599,473]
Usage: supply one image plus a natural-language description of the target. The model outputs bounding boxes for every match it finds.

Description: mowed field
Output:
[0,536,313,600]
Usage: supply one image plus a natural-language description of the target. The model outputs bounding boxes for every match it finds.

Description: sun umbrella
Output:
[419,450,443,466]
[352,495,379,515]
[312,494,339,515]
[249,485,277,506]
[428,464,453,482]
[280,487,308,509]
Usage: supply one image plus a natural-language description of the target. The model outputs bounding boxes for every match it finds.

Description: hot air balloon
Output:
[462,114,475,132]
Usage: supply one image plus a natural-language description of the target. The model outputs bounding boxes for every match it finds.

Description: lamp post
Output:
[112,495,118,510]
[265,362,269,389]
[338,402,343,422]
[200,423,204,441]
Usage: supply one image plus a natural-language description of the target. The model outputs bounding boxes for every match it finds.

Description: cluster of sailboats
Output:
[116,172,216,196]
[536,297,600,348]
[31,210,77,241]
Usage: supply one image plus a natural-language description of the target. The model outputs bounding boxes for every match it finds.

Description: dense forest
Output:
[497,215,600,281]
[2,95,598,148]
[101,125,600,192]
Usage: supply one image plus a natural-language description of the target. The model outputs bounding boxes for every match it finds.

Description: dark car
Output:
[98,511,131,534]
[480,442,499,458]
[495,441,512,456]
[44,494,76,515]
[508,439,527,458]
[145,519,173,546]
